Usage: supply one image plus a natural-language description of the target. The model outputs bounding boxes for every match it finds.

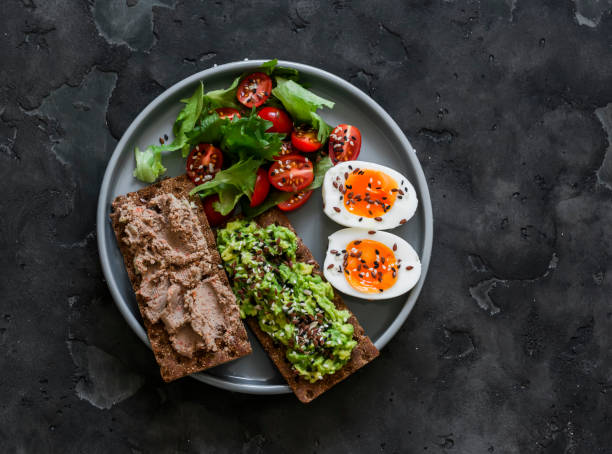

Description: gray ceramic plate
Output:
[97,60,433,394]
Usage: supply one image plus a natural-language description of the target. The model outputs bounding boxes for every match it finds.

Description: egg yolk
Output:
[343,168,398,218]
[343,239,398,294]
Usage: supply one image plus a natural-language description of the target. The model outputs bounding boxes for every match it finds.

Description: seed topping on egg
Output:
[338,168,399,218]
[341,239,398,294]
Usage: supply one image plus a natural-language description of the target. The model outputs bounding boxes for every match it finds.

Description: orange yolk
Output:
[344,239,398,294]
[343,168,398,218]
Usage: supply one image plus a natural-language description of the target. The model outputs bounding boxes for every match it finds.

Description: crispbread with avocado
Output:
[248,209,379,403]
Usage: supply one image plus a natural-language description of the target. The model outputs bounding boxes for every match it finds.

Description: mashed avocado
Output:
[217,220,357,382]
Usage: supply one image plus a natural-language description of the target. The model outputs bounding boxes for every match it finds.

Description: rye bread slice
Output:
[248,209,379,403]
[109,175,251,382]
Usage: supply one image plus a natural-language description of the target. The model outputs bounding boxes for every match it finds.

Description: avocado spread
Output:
[217,220,358,382]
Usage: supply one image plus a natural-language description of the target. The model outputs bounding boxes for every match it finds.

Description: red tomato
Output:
[329,124,362,163]
[186,143,223,185]
[291,126,322,152]
[236,72,272,108]
[273,141,299,160]
[278,190,313,211]
[257,107,293,134]
[216,107,241,120]
[201,194,232,226]
[268,155,314,192]
[250,167,270,207]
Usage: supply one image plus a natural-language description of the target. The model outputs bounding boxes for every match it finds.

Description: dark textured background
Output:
[2,0,612,452]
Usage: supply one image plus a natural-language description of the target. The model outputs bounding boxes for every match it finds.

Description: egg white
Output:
[323,228,421,300]
[322,160,418,230]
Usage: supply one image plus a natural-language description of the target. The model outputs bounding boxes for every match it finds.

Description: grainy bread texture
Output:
[249,209,380,403]
[109,175,251,382]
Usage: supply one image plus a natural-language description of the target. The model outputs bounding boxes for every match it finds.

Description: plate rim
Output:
[96,59,433,395]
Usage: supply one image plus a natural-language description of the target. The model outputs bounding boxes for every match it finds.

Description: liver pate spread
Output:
[117,193,234,358]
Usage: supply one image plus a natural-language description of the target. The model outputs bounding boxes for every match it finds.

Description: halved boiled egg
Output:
[322,161,418,230]
[323,228,421,300]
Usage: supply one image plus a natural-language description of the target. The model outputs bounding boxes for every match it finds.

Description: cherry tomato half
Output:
[329,124,362,164]
[291,126,322,152]
[216,107,241,121]
[273,141,298,160]
[201,194,232,227]
[257,107,293,134]
[250,167,270,207]
[278,190,313,212]
[268,155,314,192]
[236,72,272,108]
[186,143,223,185]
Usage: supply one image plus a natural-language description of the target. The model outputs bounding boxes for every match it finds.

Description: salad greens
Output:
[174,82,205,156]
[133,59,336,215]
[272,78,334,142]
[187,110,284,161]
[189,157,262,215]
[259,58,300,81]
[203,77,242,110]
[133,82,205,180]
[133,147,166,183]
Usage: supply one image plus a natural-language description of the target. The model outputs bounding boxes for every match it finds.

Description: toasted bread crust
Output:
[109,176,251,382]
[249,209,379,403]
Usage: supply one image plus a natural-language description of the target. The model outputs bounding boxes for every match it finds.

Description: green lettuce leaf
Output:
[132,82,204,181]
[214,184,244,215]
[204,76,242,110]
[175,82,205,157]
[307,155,333,189]
[186,110,284,161]
[133,147,166,183]
[271,78,334,142]
[259,59,300,81]
[189,158,263,215]
[310,112,333,143]
[185,111,229,147]
[220,111,285,161]
[259,59,278,74]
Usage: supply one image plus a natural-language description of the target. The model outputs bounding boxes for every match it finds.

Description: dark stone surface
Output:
[2,0,612,452]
